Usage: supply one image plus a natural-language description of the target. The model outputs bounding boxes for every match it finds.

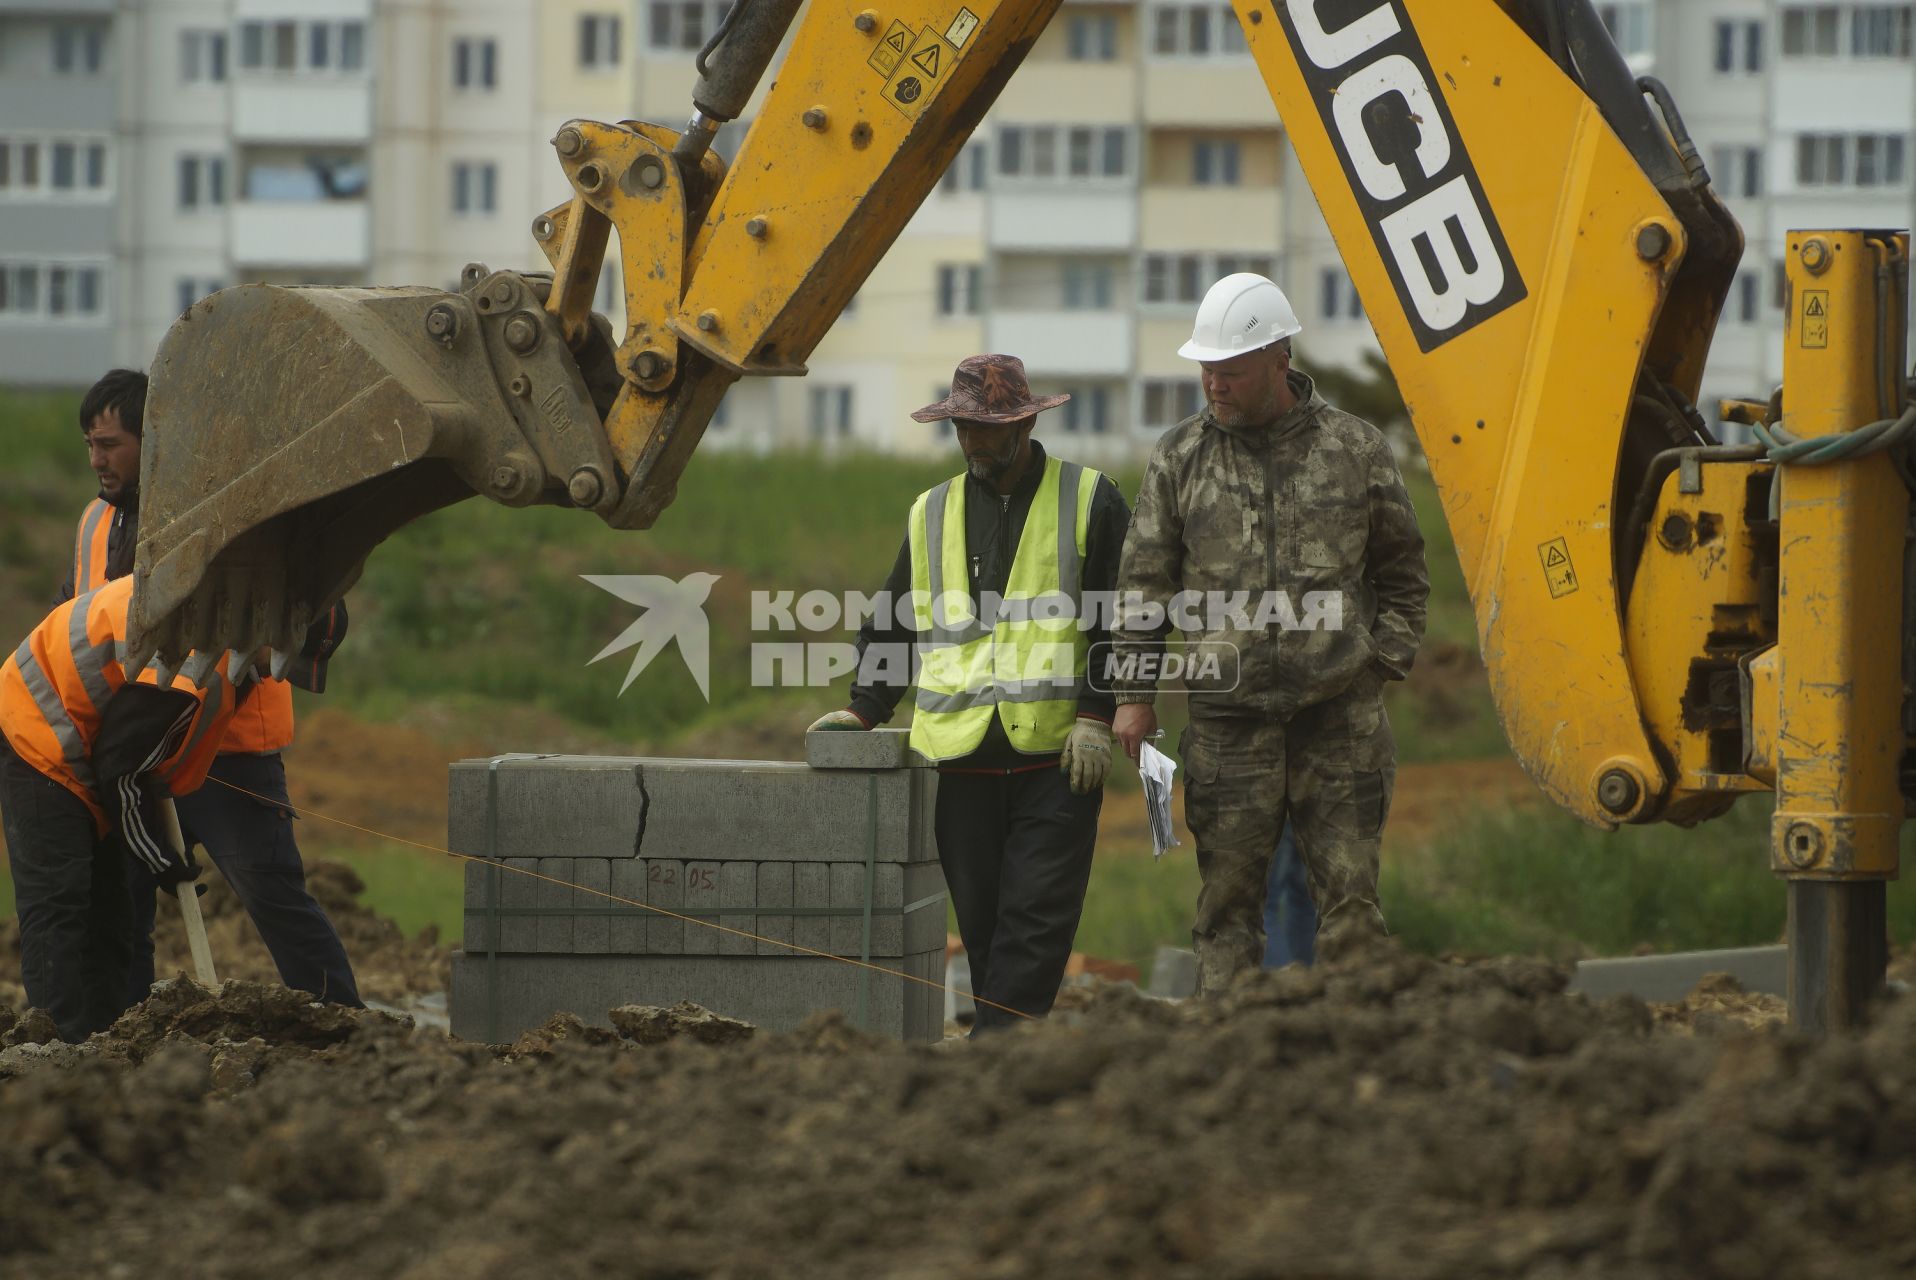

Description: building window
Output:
[1143,378,1203,428]
[1063,261,1114,309]
[1151,4,1247,56]
[808,385,853,439]
[1852,4,1914,54]
[237,20,363,73]
[0,136,110,199]
[1067,13,1118,61]
[53,25,106,75]
[1781,6,1847,56]
[1735,273,1760,324]
[1142,252,1276,305]
[939,142,989,194]
[1711,145,1764,198]
[1713,19,1765,71]
[451,162,498,215]
[998,125,1130,180]
[0,261,105,321]
[1596,3,1650,57]
[1797,132,1906,185]
[1193,138,1241,186]
[453,37,498,90]
[1060,387,1112,434]
[1319,268,1365,322]
[580,13,623,67]
[649,2,734,51]
[177,154,227,210]
[181,29,228,83]
[936,263,983,316]
[176,277,224,315]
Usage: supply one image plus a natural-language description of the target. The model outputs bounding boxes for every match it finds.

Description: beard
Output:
[967,447,1017,482]
[1210,386,1281,429]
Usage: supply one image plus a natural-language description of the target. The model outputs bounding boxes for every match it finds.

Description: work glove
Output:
[153,845,206,895]
[1059,717,1114,795]
[807,708,871,732]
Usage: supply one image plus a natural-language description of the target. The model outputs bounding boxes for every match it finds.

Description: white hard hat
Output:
[1177,273,1302,362]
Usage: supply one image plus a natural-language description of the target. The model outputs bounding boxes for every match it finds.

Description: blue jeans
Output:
[1262,822,1316,968]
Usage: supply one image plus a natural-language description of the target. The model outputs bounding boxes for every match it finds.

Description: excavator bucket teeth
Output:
[132,283,492,662]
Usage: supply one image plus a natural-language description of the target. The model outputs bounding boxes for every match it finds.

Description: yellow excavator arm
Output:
[131,0,1911,1027]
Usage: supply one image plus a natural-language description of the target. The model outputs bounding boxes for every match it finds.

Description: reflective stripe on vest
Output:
[72,498,113,595]
[0,577,238,830]
[906,457,1099,762]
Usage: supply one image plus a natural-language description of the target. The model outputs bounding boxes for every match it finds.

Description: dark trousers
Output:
[935,764,1101,1031]
[1,736,137,1042]
[128,752,362,1007]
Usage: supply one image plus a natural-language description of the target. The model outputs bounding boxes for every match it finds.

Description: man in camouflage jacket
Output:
[1113,275,1428,992]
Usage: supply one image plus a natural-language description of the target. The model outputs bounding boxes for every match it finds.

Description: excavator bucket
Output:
[130,274,622,668]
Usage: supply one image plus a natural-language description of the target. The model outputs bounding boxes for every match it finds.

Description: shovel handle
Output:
[158,798,220,988]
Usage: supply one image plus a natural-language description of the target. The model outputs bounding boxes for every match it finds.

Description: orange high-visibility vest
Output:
[71,497,114,595]
[67,499,296,755]
[0,576,239,832]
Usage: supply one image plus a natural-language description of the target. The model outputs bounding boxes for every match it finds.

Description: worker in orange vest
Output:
[62,370,361,1008]
[0,576,270,1040]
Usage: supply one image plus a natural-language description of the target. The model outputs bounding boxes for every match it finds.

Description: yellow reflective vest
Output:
[907,456,1101,762]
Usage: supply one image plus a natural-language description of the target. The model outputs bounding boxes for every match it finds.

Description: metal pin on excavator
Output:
[127,0,1913,1031]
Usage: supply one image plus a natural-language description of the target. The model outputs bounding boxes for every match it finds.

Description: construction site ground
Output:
[4,709,1916,1275]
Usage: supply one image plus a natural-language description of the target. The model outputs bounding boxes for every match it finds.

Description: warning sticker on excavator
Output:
[883,27,959,120]
[946,8,980,48]
[1539,538,1579,599]
[869,19,914,78]
[1801,290,1829,349]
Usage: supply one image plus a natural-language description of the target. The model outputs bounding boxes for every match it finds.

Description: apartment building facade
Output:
[0,0,118,386]
[11,2,1902,459]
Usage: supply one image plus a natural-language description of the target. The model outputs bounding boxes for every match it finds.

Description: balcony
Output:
[1140,186,1280,246]
[233,79,373,143]
[1142,63,1276,128]
[230,200,370,269]
[987,309,1133,377]
[988,189,1137,252]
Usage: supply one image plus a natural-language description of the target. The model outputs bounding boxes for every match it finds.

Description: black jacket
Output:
[848,441,1131,768]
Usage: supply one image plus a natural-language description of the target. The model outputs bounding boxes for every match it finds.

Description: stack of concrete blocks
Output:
[447,730,945,1043]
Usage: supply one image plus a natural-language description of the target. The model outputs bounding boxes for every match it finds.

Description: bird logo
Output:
[582,572,720,699]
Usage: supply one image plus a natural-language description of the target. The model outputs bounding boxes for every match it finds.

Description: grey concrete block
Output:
[756,863,794,957]
[867,864,903,956]
[682,860,721,956]
[501,858,539,952]
[646,859,683,953]
[462,863,502,953]
[537,858,574,953]
[448,949,944,1043]
[448,757,645,861]
[610,860,648,955]
[1148,946,1198,999]
[720,861,756,957]
[450,755,935,866]
[830,862,865,957]
[902,861,948,957]
[1570,945,1787,1003]
[804,728,928,770]
[793,863,830,955]
[573,858,611,955]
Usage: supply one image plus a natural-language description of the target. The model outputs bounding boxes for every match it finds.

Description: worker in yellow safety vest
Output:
[806,354,1131,1031]
[60,369,361,1010]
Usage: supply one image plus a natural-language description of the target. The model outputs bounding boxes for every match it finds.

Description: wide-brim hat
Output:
[911,353,1070,424]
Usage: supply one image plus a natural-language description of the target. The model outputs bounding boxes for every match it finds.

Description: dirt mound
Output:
[0,859,446,1009]
[4,945,1916,1277]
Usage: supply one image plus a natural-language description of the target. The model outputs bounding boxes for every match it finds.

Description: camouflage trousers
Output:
[1180,674,1395,995]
